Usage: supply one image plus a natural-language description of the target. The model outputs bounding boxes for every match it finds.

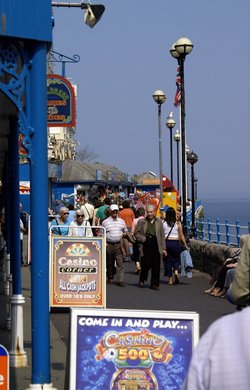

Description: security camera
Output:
[83,4,105,28]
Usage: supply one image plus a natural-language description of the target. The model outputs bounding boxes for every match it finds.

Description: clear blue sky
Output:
[52,1,250,199]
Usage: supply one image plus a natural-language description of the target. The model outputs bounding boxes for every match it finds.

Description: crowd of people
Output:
[51,194,250,387]
[2,193,250,388]
[50,194,191,289]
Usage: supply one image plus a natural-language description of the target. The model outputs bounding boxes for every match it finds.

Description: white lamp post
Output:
[166,112,176,184]
[153,90,166,208]
[170,37,193,234]
[174,129,181,192]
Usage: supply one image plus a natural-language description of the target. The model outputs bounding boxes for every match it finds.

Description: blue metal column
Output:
[29,42,51,385]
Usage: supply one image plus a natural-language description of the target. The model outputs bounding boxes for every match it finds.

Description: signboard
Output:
[50,236,106,308]
[0,344,9,390]
[19,181,30,195]
[47,74,76,127]
[69,309,199,390]
[162,192,177,211]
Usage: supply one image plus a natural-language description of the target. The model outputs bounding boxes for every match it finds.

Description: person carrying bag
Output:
[162,207,188,285]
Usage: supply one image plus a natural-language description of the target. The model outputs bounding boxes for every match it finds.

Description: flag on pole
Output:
[174,66,181,107]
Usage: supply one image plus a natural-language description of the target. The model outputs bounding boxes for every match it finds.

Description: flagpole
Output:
[179,104,182,202]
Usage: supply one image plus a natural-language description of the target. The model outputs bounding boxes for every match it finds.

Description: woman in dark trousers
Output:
[162,207,188,285]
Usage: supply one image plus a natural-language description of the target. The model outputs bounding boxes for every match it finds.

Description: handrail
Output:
[187,216,250,246]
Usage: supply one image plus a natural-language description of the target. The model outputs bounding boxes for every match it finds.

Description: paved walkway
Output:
[51,262,236,349]
[0,264,67,390]
[0,253,236,389]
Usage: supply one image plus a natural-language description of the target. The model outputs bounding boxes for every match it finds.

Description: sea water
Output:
[202,198,250,227]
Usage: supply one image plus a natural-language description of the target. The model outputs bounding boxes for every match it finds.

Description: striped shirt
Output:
[102,216,127,243]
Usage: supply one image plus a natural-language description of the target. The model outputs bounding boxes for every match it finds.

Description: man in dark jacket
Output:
[134,204,166,290]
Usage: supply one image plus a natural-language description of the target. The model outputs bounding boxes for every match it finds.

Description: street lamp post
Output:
[174,129,180,192]
[51,2,105,28]
[153,90,166,208]
[170,37,193,235]
[194,176,198,200]
[186,144,191,199]
[187,151,198,237]
[166,112,176,184]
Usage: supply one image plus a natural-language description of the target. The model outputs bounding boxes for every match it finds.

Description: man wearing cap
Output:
[102,204,128,287]
[134,204,167,290]
[68,209,93,237]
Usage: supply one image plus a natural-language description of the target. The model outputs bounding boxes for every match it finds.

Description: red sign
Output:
[47,74,76,127]
[0,344,9,390]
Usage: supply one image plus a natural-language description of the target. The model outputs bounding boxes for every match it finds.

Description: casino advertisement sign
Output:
[69,309,199,390]
[50,237,105,308]
[47,74,76,127]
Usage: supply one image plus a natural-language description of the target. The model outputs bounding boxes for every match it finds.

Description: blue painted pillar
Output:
[29,42,51,384]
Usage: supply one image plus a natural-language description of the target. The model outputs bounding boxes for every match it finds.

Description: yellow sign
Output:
[157,192,177,218]
[163,192,177,210]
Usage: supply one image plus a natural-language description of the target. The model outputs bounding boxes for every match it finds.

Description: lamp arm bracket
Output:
[51,2,88,8]
[48,50,80,65]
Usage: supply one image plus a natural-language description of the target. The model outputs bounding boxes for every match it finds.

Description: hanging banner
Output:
[50,236,106,308]
[69,309,199,390]
[47,74,76,127]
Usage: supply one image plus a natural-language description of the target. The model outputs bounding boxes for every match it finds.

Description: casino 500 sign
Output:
[95,328,173,368]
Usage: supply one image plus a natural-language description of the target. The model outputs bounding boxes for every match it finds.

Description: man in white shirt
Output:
[183,307,250,390]
[68,209,93,237]
[102,204,127,287]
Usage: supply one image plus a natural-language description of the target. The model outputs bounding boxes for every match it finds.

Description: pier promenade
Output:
[0,253,236,389]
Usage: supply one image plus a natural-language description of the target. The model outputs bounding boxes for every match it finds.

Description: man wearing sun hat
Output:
[102,203,128,286]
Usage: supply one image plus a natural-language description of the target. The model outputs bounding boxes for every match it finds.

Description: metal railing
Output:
[188,217,250,247]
